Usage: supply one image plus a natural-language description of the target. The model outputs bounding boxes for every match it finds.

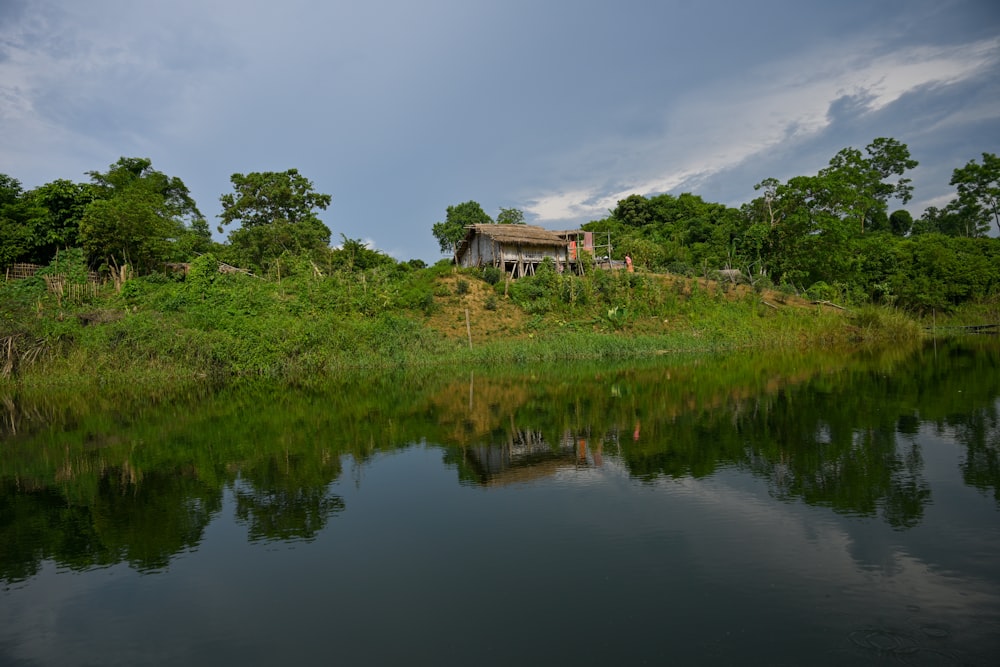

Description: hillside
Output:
[423,269,827,342]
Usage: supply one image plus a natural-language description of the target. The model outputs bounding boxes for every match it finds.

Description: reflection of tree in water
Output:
[233,453,345,542]
[91,467,223,570]
[744,412,931,529]
[0,467,222,581]
[947,403,1000,502]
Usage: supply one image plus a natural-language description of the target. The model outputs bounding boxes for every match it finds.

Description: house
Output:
[455,224,575,278]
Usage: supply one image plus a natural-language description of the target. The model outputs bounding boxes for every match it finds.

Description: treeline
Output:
[1,141,999,316]
[584,141,1000,311]
[0,158,412,278]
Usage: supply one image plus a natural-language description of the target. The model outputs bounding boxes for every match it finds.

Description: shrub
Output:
[481,266,503,285]
[667,261,694,277]
[806,281,835,302]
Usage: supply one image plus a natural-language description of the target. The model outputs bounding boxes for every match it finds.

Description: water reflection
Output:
[233,452,345,543]
[448,428,610,487]
[0,339,998,582]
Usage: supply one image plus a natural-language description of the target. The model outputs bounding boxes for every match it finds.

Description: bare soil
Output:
[423,274,530,341]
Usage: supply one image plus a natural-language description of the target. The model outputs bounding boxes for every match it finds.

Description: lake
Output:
[2,339,999,665]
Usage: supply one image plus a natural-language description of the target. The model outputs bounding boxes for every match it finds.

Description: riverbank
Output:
[0,260,985,396]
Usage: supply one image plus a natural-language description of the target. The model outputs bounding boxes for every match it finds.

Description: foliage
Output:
[219,169,332,273]
[78,157,203,273]
[887,235,1000,312]
[496,207,525,225]
[736,139,920,289]
[586,191,741,274]
[949,152,999,236]
[2,140,999,384]
[0,174,33,266]
[481,266,503,285]
[330,235,396,272]
[22,179,96,264]
[431,200,492,259]
[888,209,913,236]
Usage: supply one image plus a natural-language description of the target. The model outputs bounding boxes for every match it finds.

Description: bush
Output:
[481,266,503,285]
[806,281,836,302]
[667,261,694,277]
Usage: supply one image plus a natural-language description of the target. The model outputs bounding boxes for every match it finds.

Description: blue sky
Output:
[2,0,998,261]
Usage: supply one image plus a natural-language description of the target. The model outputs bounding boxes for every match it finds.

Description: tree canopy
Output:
[950,152,999,236]
[1,138,997,314]
[431,200,492,258]
[78,157,203,273]
[0,175,33,267]
[219,169,332,272]
[496,207,526,226]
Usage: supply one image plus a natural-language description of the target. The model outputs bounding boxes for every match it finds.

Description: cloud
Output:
[524,35,1000,226]
[1,0,997,261]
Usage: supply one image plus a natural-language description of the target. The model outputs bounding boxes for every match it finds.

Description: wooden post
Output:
[465,308,473,349]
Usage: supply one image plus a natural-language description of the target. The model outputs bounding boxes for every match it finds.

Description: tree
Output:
[23,179,96,263]
[87,157,202,222]
[0,175,34,266]
[866,137,919,206]
[738,138,920,287]
[817,138,917,233]
[174,217,216,259]
[612,194,653,227]
[950,152,999,236]
[219,169,332,272]
[496,206,525,225]
[331,234,396,271]
[431,200,492,259]
[889,209,913,236]
[78,157,203,273]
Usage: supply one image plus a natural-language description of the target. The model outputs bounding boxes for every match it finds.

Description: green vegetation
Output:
[2,143,999,390]
[583,143,1000,311]
[218,168,332,274]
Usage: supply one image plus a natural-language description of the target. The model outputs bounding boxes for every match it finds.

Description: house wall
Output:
[459,237,569,268]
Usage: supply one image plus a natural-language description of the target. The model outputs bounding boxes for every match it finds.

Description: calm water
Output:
[2,340,999,665]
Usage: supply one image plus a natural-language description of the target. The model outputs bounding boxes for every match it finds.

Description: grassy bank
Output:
[0,256,981,396]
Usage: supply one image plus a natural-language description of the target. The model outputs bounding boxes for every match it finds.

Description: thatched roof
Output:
[460,224,568,246]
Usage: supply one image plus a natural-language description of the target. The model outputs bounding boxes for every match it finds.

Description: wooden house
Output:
[455,224,574,278]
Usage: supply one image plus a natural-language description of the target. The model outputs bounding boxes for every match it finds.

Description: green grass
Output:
[4,258,984,396]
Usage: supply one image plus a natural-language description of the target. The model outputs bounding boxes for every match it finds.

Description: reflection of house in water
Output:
[459,428,613,487]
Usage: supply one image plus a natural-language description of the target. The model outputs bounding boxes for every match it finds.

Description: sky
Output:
[1,0,999,262]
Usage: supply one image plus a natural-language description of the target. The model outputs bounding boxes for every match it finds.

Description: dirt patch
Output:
[423,274,530,341]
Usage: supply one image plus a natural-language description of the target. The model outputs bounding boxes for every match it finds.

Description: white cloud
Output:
[525,35,1000,225]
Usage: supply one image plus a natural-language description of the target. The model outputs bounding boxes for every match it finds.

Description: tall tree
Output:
[219,169,332,272]
[612,194,654,227]
[0,175,34,267]
[78,157,203,272]
[496,207,525,225]
[888,209,913,236]
[950,152,999,236]
[431,200,492,259]
[740,138,919,285]
[23,179,96,263]
[817,138,917,233]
